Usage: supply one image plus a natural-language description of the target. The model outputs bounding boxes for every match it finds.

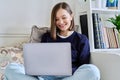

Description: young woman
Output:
[4,2,100,80]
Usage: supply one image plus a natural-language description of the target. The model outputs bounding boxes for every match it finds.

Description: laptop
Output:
[23,43,72,76]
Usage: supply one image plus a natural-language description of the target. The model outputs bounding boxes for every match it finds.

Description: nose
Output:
[59,19,64,24]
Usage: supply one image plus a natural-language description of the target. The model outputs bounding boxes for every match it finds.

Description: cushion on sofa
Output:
[29,25,50,43]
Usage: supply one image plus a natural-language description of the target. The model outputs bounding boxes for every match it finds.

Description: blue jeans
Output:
[4,63,100,80]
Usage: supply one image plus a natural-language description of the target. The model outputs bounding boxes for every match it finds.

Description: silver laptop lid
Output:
[23,43,72,76]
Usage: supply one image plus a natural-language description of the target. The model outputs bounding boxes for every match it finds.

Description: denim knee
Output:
[5,63,25,74]
[4,63,38,80]
[74,64,100,80]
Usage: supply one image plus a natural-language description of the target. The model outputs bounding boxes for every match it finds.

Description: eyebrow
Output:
[56,15,66,19]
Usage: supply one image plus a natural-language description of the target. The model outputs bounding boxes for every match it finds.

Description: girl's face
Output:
[55,8,73,32]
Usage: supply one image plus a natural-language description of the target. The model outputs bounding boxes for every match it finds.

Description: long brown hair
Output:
[50,2,75,40]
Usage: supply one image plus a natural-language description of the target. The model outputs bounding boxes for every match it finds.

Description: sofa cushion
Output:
[29,25,50,43]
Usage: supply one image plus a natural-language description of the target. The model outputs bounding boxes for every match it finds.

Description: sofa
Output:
[0,25,120,80]
[91,51,120,80]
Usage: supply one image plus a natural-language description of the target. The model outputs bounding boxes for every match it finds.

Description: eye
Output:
[55,18,59,21]
[62,16,67,19]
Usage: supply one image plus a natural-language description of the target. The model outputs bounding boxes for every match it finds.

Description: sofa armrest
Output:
[90,52,120,80]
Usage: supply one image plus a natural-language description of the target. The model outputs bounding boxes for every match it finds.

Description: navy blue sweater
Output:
[41,31,90,74]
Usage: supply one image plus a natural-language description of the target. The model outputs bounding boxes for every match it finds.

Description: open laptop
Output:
[23,43,72,76]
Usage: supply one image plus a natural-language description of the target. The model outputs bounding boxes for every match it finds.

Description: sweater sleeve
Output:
[78,34,90,66]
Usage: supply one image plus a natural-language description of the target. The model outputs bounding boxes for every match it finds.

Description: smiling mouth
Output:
[59,24,67,28]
